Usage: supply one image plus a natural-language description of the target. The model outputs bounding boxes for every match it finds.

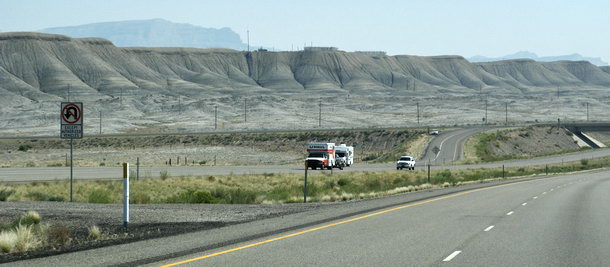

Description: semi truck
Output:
[305,142,354,170]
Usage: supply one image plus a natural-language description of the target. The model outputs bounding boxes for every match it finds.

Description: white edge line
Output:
[506,211,514,215]
[484,225,494,232]
[522,202,527,206]
[443,250,462,262]
[533,196,538,199]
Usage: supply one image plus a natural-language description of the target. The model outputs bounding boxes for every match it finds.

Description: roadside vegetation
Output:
[1,156,609,205]
[0,211,102,255]
[463,126,584,163]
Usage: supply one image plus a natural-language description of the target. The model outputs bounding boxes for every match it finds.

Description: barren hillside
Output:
[1,32,610,135]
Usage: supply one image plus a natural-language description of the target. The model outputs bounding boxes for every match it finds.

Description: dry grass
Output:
[0,231,17,253]
[88,225,101,240]
[2,156,610,206]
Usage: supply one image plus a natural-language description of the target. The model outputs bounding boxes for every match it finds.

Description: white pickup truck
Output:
[396,156,416,170]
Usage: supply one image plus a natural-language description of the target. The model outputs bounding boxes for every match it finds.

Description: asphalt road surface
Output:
[419,127,491,164]
[9,169,609,266]
[3,147,610,183]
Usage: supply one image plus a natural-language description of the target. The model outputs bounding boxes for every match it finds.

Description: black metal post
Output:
[427,163,431,184]
[136,157,140,181]
[304,162,308,203]
[70,138,73,202]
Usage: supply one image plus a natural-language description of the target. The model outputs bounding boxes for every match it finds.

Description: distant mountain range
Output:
[39,18,248,50]
[469,51,608,66]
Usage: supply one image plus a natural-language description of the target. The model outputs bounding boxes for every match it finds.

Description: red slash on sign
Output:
[62,104,81,124]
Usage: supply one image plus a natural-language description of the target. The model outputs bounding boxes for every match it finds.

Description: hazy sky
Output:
[1,0,609,62]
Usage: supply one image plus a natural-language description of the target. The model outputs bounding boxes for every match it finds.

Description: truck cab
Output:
[306,142,336,170]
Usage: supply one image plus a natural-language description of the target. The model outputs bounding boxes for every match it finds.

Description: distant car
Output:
[396,156,415,170]
[429,130,439,135]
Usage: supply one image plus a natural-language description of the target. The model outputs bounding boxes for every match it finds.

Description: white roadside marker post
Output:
[123,163,130,228]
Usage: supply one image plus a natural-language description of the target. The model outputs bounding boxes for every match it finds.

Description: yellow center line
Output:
[161,180,530,267]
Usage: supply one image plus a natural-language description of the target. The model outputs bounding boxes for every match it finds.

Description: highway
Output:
[9,169,610,266]
[419,127,491,164]
[3,127,610,182]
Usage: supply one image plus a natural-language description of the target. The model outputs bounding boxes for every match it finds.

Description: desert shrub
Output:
[0,189,15,201]
[266,186,293,201]
[131,192,151,204]
[88,225,101,240]
[337,177,350,186]
[580,159,589,166]
[166,190,218,204]
[0,231,17,253]
[13,224,39,252]
[212,188,257,204]
[87,189,113,203]
[16,211,41,226]
[198,160,207,165]
[364,177,382,190]
[160,170,169,180]
[99,162,106,166]
[18,145,32,152]
[27,191,65,202]
[25,161,36,167]
[47,225,72,247]
[47,163,63,167]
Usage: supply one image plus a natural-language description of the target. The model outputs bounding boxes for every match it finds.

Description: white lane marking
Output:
[484,225,494,232]
[550,188,554,192]
[443,250,462,262]
[542,192,547,194]
[433,130,466,161]
[522,202,527,206]
[506,211,514,215]
[533,196,538,199]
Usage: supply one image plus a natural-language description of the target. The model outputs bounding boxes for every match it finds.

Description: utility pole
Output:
[505,102,508,125]
[214,105,218,130]
[485,99,488,125]
[67,85,71,101]
[244,98,247,123]
[416,102,420,125]
[120,88,123,106]
[318,98,322,128]
[99,110,102,135]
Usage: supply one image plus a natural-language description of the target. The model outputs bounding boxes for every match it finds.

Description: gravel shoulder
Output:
[0,201,331,263]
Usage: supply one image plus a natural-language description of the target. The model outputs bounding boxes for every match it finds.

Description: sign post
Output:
[60,102,83,202]
[123,163,130,228]
[304,161,308,203]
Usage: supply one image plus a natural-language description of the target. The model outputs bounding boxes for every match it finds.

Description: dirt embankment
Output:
[0,129,426,167]
[464,126,582,162]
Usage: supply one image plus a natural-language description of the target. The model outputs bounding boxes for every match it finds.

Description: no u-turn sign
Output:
[61,102,83,139]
